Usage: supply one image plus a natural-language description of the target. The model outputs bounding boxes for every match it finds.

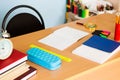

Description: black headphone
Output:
[1,5,45,38]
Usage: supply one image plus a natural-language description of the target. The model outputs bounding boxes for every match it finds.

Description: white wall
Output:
[0,0,66,29]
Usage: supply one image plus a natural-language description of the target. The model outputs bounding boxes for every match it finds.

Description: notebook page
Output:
[39,26,89,50]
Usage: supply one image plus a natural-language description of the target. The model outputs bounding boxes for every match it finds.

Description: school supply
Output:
[0,62,29,80]
[72,35,120,64]
[27,48,61,70]
[76,22,97,32]
[0,49,36,80]
[14,66,36,80]
[39,26,89,50]
[114,12,120,41]
[92,30,110,38]
[30,44,72,62]
[0,49,27,74]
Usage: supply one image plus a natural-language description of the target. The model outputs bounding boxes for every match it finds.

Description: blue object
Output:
[83,35,120,53]
[27,48,61,70]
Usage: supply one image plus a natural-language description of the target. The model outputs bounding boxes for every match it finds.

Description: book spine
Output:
[14,66,36,80]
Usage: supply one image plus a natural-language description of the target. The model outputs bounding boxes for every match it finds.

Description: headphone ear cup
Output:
[2,30,10,38]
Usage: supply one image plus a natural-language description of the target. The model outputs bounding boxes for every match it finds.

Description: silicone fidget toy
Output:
[27,48,61,70]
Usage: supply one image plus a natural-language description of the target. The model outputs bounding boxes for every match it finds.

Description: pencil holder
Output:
[114,23,120,41]
[81,9,89,18]
[78,9,82,17]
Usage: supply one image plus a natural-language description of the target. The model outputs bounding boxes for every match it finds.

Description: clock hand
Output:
[1,43,5,50]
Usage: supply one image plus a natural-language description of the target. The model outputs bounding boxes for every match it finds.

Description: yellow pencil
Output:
[116,13,119,24]
[29,44,72,62]
[116,12,120,24]
[118,15,120,24]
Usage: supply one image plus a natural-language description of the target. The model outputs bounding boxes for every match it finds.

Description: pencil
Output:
[118,14,120,24]
[116,12,120,24]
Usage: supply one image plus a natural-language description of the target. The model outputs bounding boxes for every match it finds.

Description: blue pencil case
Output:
[27,48,61,70]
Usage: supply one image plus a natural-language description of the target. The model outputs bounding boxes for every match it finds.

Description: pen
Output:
[76,22,84,25]
[30,44,72,62]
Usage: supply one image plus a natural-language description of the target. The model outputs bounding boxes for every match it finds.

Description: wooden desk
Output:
[11,14,120,80]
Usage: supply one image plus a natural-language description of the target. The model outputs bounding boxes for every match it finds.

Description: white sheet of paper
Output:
[39,26,89,50]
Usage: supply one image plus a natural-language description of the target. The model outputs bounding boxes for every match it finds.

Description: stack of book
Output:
[0,49,37,80]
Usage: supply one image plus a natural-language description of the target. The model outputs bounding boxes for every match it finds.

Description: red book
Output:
[0,49,27,74]
[14,66,37,80]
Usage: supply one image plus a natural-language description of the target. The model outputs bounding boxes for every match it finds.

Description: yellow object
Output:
[116,12,120,24]
[85,9,89,18]
[66,12,69,20]
[66,5,70,9]
[84,23,97,32]
[30,44,72,62]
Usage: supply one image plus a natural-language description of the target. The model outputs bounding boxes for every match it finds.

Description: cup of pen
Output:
[114,12,120,41]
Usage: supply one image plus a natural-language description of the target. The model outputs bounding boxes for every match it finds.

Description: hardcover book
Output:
[14,66,37,80]
[0,62,30,80]
[0,49,27,74]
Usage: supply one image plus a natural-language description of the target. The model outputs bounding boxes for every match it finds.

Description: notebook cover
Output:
[14,66,36,80]
[83,35,120,53]
[0,49,27,74]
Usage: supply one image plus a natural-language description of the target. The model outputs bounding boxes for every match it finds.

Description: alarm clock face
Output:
[0,39,13,60]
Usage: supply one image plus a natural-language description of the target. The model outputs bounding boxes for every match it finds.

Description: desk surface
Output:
[11,14,120,80]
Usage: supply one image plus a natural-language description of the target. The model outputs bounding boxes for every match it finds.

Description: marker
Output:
[30,44,72,62]
[99,34,107,38]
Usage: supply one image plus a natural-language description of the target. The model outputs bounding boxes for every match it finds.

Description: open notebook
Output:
[39,26,89,50]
